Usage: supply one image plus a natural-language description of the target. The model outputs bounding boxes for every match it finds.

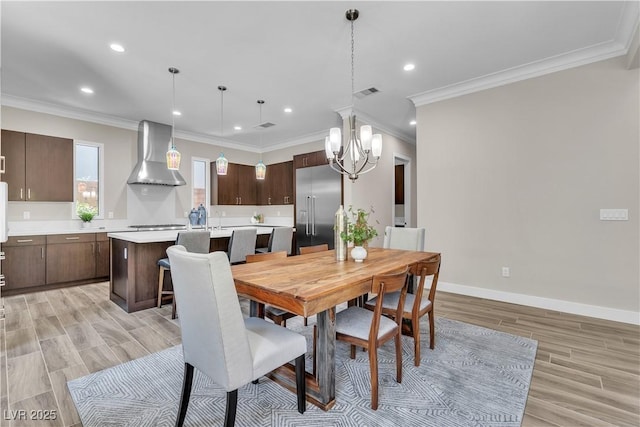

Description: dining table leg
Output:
[315,306,336,406]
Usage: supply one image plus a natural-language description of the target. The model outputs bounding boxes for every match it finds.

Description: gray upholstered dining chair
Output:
[157,230,211,319]
[166,246,307,427]
[255,226,293,255]
[365,255,441,366]
[227,228,257,264]
[335,266,409,410]
[383,226,426,251]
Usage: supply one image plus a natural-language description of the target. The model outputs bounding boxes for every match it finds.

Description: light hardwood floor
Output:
[0,282,638,426]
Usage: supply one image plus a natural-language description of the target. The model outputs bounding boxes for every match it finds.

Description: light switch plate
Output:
[600,209,628,221]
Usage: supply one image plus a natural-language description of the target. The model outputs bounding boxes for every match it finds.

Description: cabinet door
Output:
[237,164,257,205]
[46,233,97,284]
[267,161,294,205]
[26,133,73,202]
[96,233,110,278]
[1,130,27,201]
[1,236,46,290]
[212,162,240,205]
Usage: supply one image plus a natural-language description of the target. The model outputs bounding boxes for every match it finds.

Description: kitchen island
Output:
[108,227,275,313]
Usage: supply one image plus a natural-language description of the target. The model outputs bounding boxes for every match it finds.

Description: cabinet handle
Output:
[20,188,23,200]
[97,242,101,254]
[17,239,33,243]
[0,155,5,174]
[268,197,271,205]
[124,248,127,259]
[27,188,31,200]
[65,237,80,240]
[41,247,44,258]
[91,243,95,254]
[239,197,242,205]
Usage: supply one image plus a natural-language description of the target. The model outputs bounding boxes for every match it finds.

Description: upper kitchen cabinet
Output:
[1,129,73,201]
[293,150,329,169]
[211,162,257,205]
[258,161,293,205]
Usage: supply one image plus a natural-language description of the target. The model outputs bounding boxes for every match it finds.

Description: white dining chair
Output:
[382,226,425,251]
[167,245,307,427]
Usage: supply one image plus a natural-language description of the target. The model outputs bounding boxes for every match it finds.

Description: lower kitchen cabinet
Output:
[46,233,97,284]
[96,232,110,278]
[2,232,111,296]
[1,236,46,291]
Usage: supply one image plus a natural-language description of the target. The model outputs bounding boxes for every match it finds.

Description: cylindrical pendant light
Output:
[216,86,229,175]
[255,100,266,180]
[166,67,181,170]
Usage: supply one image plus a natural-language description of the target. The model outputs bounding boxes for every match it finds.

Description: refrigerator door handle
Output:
[305,196,311,236]
[311,196,316,236]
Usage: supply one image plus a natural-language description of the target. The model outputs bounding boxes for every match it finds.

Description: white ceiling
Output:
[1,1,638,152]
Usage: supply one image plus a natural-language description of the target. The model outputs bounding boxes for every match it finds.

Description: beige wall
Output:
[1,107,259,221]
[1,107,414,230]
[416,56,639,313]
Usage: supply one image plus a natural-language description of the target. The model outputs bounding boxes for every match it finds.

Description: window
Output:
[192,157,210,209]
[74,141,104,218]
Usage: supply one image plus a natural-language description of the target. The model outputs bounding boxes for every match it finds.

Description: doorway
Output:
[392,154,411,228]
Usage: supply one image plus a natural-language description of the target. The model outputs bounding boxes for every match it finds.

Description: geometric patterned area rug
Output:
[68,317,537,427]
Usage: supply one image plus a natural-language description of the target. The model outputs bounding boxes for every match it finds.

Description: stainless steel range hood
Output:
[127,120,187,186]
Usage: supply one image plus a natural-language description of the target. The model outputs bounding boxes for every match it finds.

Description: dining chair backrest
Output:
[368,266,410,328]
[245,250,287,264]
[228,228,258,264]
[299,243,329,255]
[267,227,293,255]
[176,230,211,254]
[167,246,253,391]
[383,226,425,251]
[409,255,441,304]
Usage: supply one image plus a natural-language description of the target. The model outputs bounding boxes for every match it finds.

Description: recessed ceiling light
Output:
[284,107,292,113]
[172,110,181,116]
[234,126,242,131]
[403,63,415,71]
[409,120,416,126]
[110,43,125,53]
[80,87,94,94]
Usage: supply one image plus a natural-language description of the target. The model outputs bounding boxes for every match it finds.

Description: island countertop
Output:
[108,226,275,244]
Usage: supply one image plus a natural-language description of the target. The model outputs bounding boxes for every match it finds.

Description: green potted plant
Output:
[340,205,378,262]
[77,205,97,228]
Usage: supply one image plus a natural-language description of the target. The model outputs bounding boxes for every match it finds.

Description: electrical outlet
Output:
[23,211,30,219]
[108,211,114,219]
[277,211,281,217]
[222,211,226,217]
[501,267,510,278]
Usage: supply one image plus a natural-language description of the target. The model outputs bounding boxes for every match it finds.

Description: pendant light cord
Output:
[351,18,355,109]
[171,71,176,148]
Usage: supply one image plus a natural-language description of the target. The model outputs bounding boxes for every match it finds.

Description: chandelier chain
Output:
[351,19,355,108]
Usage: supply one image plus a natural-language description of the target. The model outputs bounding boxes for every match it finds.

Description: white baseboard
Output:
[437,281,640,326]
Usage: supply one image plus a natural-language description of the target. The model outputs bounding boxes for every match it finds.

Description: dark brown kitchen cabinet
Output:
[0,129,73,201]
[46,233,96,284]
[1,235,46,291]
[259,161,293,205]
[212,162,257,205]
[293,150,329,169]
[96,232,110,278]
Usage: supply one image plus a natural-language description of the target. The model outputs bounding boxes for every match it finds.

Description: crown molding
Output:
[2,94,140,130]
[410,1,639,107]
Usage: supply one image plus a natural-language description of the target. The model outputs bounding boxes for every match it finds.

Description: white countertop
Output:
[7,226,131,237]
[108,226,275,244]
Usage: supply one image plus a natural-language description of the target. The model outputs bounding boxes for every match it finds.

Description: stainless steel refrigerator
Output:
[295,164,342,253]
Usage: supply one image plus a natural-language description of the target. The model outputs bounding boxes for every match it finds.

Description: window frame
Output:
[74,140,105,220]
[191,156,210,210]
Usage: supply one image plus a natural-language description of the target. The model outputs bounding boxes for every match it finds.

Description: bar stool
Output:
[157,230,211,319]
[255,226,293,255]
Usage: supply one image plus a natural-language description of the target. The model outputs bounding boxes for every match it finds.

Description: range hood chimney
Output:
[127,120,186,186]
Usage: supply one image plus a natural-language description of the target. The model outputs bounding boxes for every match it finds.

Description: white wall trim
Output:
[437,281,640,326]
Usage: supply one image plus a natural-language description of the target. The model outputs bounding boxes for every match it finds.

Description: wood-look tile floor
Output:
[0,282,638,426]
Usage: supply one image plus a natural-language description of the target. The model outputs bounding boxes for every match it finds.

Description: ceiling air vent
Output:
[354,87,380,99]
[255,122,276,129]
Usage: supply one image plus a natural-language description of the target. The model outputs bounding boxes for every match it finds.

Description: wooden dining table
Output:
[231,246,440,410]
